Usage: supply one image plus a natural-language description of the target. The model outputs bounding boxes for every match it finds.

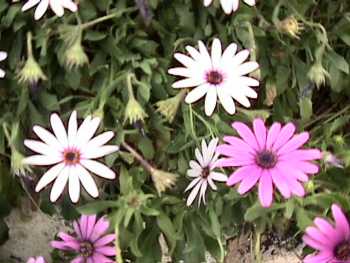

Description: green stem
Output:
[192,109,215,138]
[115,226,123,263]
[81,7,137,30]
[26,32,33,57]
[254,231,262,263]
[126,73,136,100]
[217,236,225,263]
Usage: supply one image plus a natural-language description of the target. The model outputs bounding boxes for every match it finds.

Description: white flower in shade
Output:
[185,138,228,206]
[168,38,259,116]
[0,51,7,78]
[22,0,78,20]
[204,0,256,14]
[23,111,119,203]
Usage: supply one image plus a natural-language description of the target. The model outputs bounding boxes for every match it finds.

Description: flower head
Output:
[51,215,116,262]
[124,97,148,125]
[155,90,186,123]
[22,0,78,20]
[23,111,119,203]
[277,16,304,39]
[307,61,329,88]
[216,119,321,207]
[186,138,228,206]
[17,55,47,85]
[64,35,89,70]
[150,168,178,195]
[303,204,350,263]
[0,51,7,78]
[26,256,46,263]
[168,38,259,116]
[204,0,256,14]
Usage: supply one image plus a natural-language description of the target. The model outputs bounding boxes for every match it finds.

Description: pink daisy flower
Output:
[51,215,116,263]
[303,204,350,263]
[27,256,46,263]
[216,118,321,207]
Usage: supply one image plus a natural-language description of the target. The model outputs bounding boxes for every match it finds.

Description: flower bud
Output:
[64,35,89,69]
[155,90,186,123]
[322,151,344,169]
[150,168,177,195]
[17,55,47,85]
[307,61,329,88]
[13,148,31,176]
[124,97,148,125]
[277,16,304,39]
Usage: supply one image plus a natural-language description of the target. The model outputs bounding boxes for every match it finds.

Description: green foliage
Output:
[0,0,349,262]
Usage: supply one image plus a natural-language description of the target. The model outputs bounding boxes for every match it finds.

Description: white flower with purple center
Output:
[168,38,259,116]
[204,0,256,14]
[22,0,78,20]
[185,138,228,206]
[0,51,7,78]
[23,111,119,203]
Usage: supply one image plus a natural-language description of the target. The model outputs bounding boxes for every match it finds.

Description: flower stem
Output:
[254,231,262,263]
[121,141,154,174]
[81,7,137,30]
[26,31,33,57]
[126,73,136,100]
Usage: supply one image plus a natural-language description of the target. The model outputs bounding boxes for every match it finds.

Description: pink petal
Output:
[305,227,329,246]
[258,170,273,207]
[303,252,333,263]
[51,240,79,250]
[253,119,267,150]
[92,252,114,263]
[232,122,259,150]
[279,149,321,162]
[86,215,97,239]
[302,234,329,251]
[95,246,116,256]
[73,220,83,239]
[227,165,256,186]
[276,161,309,182]
[90,217,110,242]
[272,123,296,151]
[266,122,281,149]
[237,166,262,195]
[216,144,255,160]
[58,232,77,242]
[215,156,254,167]
[332,204,350,240]
[222,136,255,154]
[314,218,340,244]
[277,132,309,155]
[270,168,291,198]
[79,215,89,239]
[94,234,116,247]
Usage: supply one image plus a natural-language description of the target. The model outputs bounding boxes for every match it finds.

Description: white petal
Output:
[185,177,202,192]
[61,0,78,12]
[232,0,240,11]
[49,0,64,17]
[187,169,201,178]
[0,52,7,61]
[34,0,49,20]
[211,172,228,182]
[204,0,213,7]
[75,165,99,198]
[222,43,237,59]
[231,50,250,67]
[33,125,63,151]
[240,85,258,98]
[211,38,222,68]
[82,131,115,151]
[172,78,204,89]
[198,41,212,68]
[206,138,219,165]
[24,139,61,157]
[204,88,217,116]
[195,148,204,166]
[50,113,68,147]
[221,0,237,14]
[80,159,116,179]
[76,116,100,146]
[244,0,256,6]
[82,145,119,159]
[189,160,202,171]
[217,88,236,115]
[185,84,209,104]
[186,180,203,206]
[22,0,40,11]
[237,62,259,76]
[50,167,70,202]
[168,67,193,78]
[230,90,251,108]
[35,162,65,192]
[238,76,259,87]
[68,171,80,203]
[208,177,217,190]
[0,69,5,78]
[68,111,77,146]
[23,155,62,166]
[174,53,197,69]
[201,140,209,162]
[199,180,208,205]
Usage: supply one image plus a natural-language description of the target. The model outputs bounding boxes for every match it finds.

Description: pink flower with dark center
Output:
[51,215,116,263]
[303,204,350,263]
[27,256,46,263]
[216,118,321,207]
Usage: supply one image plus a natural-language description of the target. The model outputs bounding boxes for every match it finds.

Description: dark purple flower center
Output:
[256,150,277,169]
[335,241,350,261]
[206,70,223,85]
[63,150,80,165]
[201,167,210,179]
[80,241,94,258]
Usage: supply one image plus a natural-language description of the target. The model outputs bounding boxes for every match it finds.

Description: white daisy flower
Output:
[204,0,256,14]
[0,51,7,78]
[185,138,228,206]
[168,38,259,116]
[22,0,78,20]
[23,111,119,203]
